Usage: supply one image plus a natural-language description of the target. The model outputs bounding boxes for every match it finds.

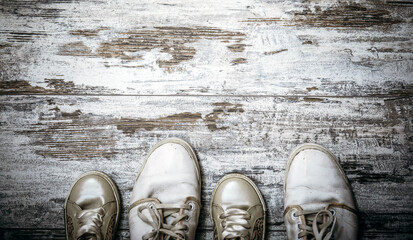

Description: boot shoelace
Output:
[76,207,105,240]
[219,208,251,240]
[138,202,192,240]
[295,209,336,240]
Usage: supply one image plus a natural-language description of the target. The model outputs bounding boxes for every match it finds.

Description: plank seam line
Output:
[0,94,412,99]
[1,228,411,233]
[0,228,291,233]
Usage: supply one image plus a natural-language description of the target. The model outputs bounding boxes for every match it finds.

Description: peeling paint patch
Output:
[0,80,116,95]
[368,47,413,53]
[61,109,82,119]
[115,112,202,134]
[69,28,110,37]
[227,44,247,52]
[264,49,288,55]
[98,26,245,69]
[0,80,47,94]
[231,58,247,65]
[12,101,245,160]
[58,42,93,57]
[115,102,245,134]
[306,86,319,92]
[244,4,402,28]
[179,87,211,94]
[18,108,119,160]
[61,26,245,70]
[204,102,245,131]
[303,97,324,102]
[342,162,406,183]
[0,0,94,18]
[0,31,47,43]
[302,40,313,45]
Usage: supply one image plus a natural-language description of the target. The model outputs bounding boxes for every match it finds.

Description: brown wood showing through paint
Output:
[0,95,412,239]
[0,0,412,239]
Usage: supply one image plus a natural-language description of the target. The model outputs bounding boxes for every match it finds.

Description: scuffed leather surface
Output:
[129,141,200,240]
[284,148,358,239]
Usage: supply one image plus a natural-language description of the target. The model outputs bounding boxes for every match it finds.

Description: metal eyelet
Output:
[291,210,299,220]
[188,202,194,211]
[330,208,336,216]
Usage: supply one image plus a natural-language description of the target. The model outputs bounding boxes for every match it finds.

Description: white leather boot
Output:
[284,144,358,240]
[128,138,201,240]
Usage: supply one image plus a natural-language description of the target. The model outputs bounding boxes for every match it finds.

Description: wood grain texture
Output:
[1,0,413,239]
[0,95,412,238]
[1,0,412,96]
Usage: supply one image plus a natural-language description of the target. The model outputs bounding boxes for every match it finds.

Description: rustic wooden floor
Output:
[0,0,412,239]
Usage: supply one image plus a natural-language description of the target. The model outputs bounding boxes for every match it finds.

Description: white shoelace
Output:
[219,208,252,240]
[76,207,105,240]
[137,202,192,240]
[295,209,336,240]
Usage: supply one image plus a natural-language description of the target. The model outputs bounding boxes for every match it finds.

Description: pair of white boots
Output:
[128,138,358,240]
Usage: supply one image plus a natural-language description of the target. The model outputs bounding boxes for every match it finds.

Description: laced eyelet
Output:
[330,208,336,216]
[185,215,191,222]
[188,202,194,211]
[291,211,300,221]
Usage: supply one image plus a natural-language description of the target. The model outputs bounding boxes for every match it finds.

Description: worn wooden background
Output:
[0,0,412,239]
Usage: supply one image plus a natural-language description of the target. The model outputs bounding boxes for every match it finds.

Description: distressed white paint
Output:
[0,95,412,239]
[1,0,412,95]
[1,0,413,239]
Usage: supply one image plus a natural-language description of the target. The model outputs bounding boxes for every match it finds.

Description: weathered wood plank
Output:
[1,0,412,96]
[2,228,413,240]
[0,95,411,238]
[1,0,413,239]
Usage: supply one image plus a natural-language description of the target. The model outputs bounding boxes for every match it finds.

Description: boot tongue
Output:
[163,199,188,225]
[299,202,329,212]
[163,209,178,225]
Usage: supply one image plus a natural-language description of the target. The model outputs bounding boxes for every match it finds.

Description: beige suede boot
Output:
[128,138,201,240]
[211,173,266,240]
[284,144,358,240]
[64,171,120,240]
